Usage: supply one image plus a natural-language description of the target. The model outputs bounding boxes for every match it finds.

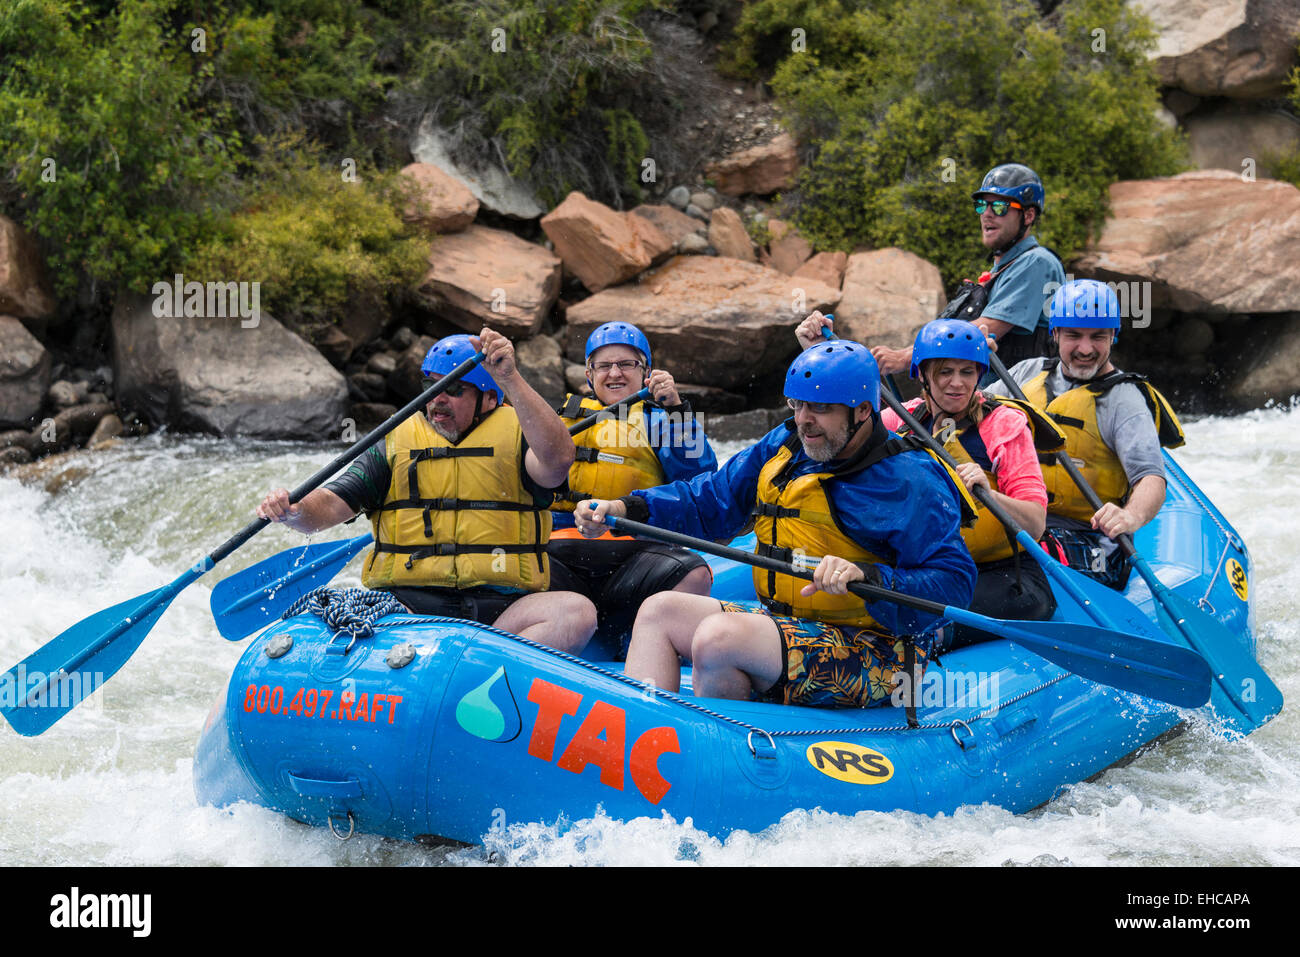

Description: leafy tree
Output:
[723,0,1187,287]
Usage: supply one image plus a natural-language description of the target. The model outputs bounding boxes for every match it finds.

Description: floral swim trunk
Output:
[717,600,926,709]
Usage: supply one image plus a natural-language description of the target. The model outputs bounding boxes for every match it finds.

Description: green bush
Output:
[723,0,1187,287]
[0,0,238,296]
[186,137,429,331]
[403,0,670,208]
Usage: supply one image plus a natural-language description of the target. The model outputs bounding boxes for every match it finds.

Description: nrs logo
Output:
[805,741,894,785]
[1226,558,1248,602]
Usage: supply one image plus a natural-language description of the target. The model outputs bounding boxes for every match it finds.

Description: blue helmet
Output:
[421,334,502,403]
[1048,279,1121,341]
[585,321,651,369]
[785,340,879,411]
[972,163,1045,213]
[910,319,989,380]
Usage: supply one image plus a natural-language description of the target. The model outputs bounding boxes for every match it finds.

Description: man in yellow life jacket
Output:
[572,341,976,708]
[255,329,598,654]
[984,279,1184,589]
[547,321,718,657]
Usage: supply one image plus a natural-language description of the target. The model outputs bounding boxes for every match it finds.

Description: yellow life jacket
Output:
[751,429,975,631]
[361,406,551,591]
[904,397,1064,565]
[1021,361,1185,524]
[552,394,666,511]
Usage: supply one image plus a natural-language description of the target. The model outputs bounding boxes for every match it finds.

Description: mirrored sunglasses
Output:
[974,198,1023,216]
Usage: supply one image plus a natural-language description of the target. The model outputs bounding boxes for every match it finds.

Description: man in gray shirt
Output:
[983,279,1181,587]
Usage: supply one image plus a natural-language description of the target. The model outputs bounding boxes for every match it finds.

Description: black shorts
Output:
[943,553,1058,651]
[546,538,709,657]
[381,585,525,625]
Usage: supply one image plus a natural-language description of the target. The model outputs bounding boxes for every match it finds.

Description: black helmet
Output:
[972,163,1045,214]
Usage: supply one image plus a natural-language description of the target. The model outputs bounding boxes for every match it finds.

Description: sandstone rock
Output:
[1185,106,1300,178]
[834,248,948,347]
[794,251,848,290]
[1073,171,1300,314]
[629,205,705,250]
[563,256,840,391]
[540,192,652,293]
[111,293,348,439]
[1134,0,1300,98]
[515,334,566,407]
[47,380,87,409]
[388,335,436,400]
[411,116,545,219]
[348,371,389,402]
[50,402,113,449]
[564,365,593,397]
[0,446,31,467]
[365,352,398,377]
[705,133,799,197]
[0,429,38,454]
[678,233,710,255]
[417,225,561,337]
[700,406,788,443]
[707,208,755,262]
[768,220,814,274]
[87,413,123,448]
[0,217,55,320]
[1227,314,1300,406]
[626,210,675,267]
[314,326,354,368]
[349,402,399,434]
[674,382,746,414]
[689,192,717,212]
[0,315,51,428]
[399,162,479,232]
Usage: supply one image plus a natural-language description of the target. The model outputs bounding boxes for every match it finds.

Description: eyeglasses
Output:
[424,378,470,397]
[588,359,645,374]
[787,398,836,414]
[974,198,1023,216]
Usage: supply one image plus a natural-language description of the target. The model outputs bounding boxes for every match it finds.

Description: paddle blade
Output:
[1,588,175,736]
[944,606,1213,709]
[210,535,372,641]
[1147,583,1283,734]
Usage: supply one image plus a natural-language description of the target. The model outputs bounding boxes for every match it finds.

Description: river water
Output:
[2,409,1298,867]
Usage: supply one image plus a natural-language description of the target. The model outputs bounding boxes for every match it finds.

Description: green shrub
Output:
[403,0,670,207]
[186,137,429,330]
[0,0,238,296]
[724,0,1187,287]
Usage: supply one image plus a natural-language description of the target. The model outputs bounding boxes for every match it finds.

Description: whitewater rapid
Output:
[1,410,1297,866]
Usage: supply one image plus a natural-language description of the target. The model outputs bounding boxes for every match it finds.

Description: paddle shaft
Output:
[565,387,652,437]
[607,516,948,617]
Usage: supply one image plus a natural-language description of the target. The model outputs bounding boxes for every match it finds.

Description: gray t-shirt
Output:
[984,357,1165,532]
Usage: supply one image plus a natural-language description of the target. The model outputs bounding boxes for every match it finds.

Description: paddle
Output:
[605,515,1210,708]
[985,349,1282,733]
[208,386,656,641]
[0,351,487,737]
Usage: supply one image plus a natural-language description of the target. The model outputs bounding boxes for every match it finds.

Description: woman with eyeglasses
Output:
[546,321,719,658]
[871,163,1064,382]
[805,313,1063,650]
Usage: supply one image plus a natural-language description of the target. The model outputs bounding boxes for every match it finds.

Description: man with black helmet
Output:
[874,163,1064,380]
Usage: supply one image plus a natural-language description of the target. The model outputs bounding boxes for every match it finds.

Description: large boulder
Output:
[705,133,800,197]
[628,204,706,251]
[540,192,653,293]
[707,208,756,262]
[1185,105,1300,178]
[1227,314,1300,406]
[1073,171,1300,314]
[767,219,814,275]
[0,216,55,321]
[0,315,51,428]
[111,293,347,438]
[411,116,545,220]
[834,248,948,348]
[794,251,848,291]
[416,225,562,338]
[562,256,840,391]
[514,334,567,407]
[399,162,479,233]
[1134,0,1300,98]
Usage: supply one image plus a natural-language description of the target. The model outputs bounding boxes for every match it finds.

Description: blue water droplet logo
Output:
[455,666,521,742]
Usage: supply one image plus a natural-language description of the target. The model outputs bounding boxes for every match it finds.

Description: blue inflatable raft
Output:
[193,452,1262,843]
